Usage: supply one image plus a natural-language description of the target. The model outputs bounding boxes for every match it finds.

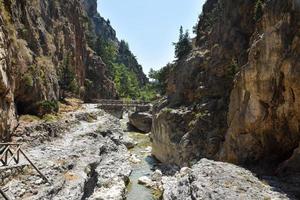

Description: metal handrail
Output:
[0,143,50,184]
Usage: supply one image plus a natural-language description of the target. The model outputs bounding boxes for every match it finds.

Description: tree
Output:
[174,26,192,60]
[113,63,140,99]
[148,64,173,95]
[94,36,118,77]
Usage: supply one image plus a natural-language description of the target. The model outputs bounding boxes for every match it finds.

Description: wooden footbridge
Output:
[0,143,50,199]
[94,99,152,111]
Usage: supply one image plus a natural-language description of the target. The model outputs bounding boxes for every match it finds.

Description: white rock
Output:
[34,178,44,185]
[180,167,192,176]
[151,170,162,182]
[138,176,154,188]
[142,146,152,153]
[129,154,141,164]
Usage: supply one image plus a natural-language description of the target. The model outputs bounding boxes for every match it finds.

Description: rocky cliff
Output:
[82,0,148,87]
[0,0,146,140]
[152,0,300,177]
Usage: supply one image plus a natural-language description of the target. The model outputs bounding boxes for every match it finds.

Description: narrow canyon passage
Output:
[1,104,161,200]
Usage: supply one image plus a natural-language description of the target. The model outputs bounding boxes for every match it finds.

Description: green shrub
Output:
[23,73,34,87]
[37,100,59,116]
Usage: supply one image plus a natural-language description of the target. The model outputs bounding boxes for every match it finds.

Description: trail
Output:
[2,104,131,200]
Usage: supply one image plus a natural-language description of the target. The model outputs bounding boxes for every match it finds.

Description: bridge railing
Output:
[93,99,151,107]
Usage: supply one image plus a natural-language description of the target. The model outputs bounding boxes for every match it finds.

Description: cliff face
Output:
[152,0,300,174]
[0,16,17,141]
[82,0,148,86]
[221,0,300,166]
[0,0,146,140]
[152,0,256,166]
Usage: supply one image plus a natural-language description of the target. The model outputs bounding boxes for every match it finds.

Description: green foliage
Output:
[138,84,157,101]
[37,100,59,116]
[254,0,264,21]
[94,36,152,99]
[117,40,144,80]
[22,73,34,88]
[113,63,140,98]
[94,36,119,79]
[174,26,192,60]
[95,37,118,67]
[148,63,173,95]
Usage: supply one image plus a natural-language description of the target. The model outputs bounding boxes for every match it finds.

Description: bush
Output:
[36,100,59,116]
[23,73,34,88]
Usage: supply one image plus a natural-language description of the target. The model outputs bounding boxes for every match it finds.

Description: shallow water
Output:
[126,132,157,200]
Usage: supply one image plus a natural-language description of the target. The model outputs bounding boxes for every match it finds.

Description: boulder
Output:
[128,112,152,133]
[151,170,162,182]
[162,159,289,200]
[138,176,154,188]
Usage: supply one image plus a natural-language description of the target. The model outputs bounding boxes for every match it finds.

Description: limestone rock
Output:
[151,0,257,166]
[151,170,163,182]
[138,176,154,188]
[162,159,290,200]
[220,0,300,165]
[128,112,152,133]
[152,0,300,173]
[0,16,17,141]
[0,0,147,139]
[4,105,131,199]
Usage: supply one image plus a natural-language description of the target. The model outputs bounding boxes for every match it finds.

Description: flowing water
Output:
[126,132,157,200]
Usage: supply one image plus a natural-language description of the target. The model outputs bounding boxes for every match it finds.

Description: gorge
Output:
[1,0,300,199]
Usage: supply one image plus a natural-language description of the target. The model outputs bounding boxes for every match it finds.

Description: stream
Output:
[126,132,156,200]
[121,115,159,200]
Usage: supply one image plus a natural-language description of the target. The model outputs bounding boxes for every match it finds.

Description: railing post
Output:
[0,188,10,200]
[19,149,50,184]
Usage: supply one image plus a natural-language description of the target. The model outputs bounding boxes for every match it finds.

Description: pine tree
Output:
[174,26,192,60]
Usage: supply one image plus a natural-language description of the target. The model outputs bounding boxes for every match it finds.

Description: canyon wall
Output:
[0,16,17,141]
[152,0,300,174]
[0,0,146,140]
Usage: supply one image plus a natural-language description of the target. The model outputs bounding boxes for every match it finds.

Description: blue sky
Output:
[97,0,206,75]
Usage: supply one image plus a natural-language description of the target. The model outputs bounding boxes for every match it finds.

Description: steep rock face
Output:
[1,0,146,139]
[0,16,17,141]
[152,0,256,166]
[152,0,300,172]
[82,0,148,86]
[220,0,300,165]
[81,0,118,43]
[0,0,117,112]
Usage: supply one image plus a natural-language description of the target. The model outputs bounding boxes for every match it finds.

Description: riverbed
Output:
[126,132,157,200]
